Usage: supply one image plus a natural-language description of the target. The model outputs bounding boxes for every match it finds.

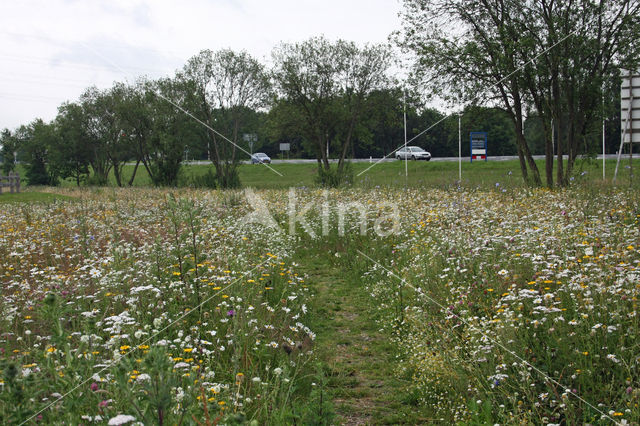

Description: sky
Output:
[0,0,404,130]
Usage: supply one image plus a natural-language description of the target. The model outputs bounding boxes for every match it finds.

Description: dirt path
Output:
[298,247,431,425]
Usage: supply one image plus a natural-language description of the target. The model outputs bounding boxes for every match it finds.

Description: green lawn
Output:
[14,157,640,191]
[180,158,638,189]
[0,191,75,204]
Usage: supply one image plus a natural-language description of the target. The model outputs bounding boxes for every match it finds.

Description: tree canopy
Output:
[396,0,640,186]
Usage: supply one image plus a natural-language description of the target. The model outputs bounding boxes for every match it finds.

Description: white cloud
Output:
[0,0,402,129]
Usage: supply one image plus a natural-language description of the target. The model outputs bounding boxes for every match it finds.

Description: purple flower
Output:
[91,382,99,392]
[227,309,235,317]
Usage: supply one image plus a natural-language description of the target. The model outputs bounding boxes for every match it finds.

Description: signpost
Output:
[243,133,257,155]
[279,142,290,160]
[614,69,640,181]
[470,132,488,162]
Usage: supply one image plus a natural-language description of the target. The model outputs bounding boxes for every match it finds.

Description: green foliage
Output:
[397,0,640,186]
[314,163,353,188]
[165,195,205,312]
[54,102,92,186]
[114,347,185,425]
[271,37,393,167]
[300,366,336,425]
[147,78,195,187]
[181,49,269,188]
[181,164,242,190]
[216,164,241,189]
[184,166,218,189]
[0,128,18,175]
[18,119,59,186]
[150,158,182,187]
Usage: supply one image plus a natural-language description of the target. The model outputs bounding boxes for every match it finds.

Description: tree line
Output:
[397,0,639,186]
[1,0,638,187]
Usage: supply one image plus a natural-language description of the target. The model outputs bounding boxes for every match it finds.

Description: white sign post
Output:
[279,143,290,160]
[243,133,257,155]
[614,70,640,181]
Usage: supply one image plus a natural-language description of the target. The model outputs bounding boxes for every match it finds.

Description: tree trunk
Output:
[544,120,554,188]
[112,159,123,187]
[556,126,564,186]
[338,117,356,173]
[512,90,541,186]
[552,72,565,186]
[142,155,154,182]
[90,159,110,185]
[515,143,529,182]
[318,130,330,171]
[128,159,140,186]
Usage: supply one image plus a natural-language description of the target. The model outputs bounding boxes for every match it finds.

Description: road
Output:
[178,154,621,165]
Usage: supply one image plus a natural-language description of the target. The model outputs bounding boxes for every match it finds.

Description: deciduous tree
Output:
[272,37,393,185]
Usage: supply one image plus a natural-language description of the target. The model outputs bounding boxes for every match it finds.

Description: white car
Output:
[395,146,431,161]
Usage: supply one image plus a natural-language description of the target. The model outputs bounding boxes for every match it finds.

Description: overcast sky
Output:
[0,0,404,130]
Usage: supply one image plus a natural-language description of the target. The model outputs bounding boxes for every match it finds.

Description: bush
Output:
[315,163,353,188]
[85,174,108,186]
[184,167,218,189]
[216,166,241,189]
[150,161,182,187]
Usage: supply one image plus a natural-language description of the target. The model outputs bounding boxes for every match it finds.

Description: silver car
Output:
[251,153,271,164]
[395,146,431,161]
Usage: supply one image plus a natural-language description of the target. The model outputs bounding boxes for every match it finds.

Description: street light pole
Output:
[404,90,408,179]
[458,113,462,182]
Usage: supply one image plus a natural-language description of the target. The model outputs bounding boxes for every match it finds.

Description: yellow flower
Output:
[120,345,131,351]
[183,348,193,353]
[46,346,56,353]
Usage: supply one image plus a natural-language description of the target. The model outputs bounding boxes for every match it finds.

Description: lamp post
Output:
[458,113,462,182]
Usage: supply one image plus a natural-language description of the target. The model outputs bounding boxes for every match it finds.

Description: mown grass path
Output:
[296,242,435,425]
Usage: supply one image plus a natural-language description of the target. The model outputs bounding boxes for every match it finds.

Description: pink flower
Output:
[90,382,99,392]
[99,399,110,408]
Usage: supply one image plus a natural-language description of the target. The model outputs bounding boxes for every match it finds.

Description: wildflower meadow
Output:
[1,183,639,424]
[0,189,313,424]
